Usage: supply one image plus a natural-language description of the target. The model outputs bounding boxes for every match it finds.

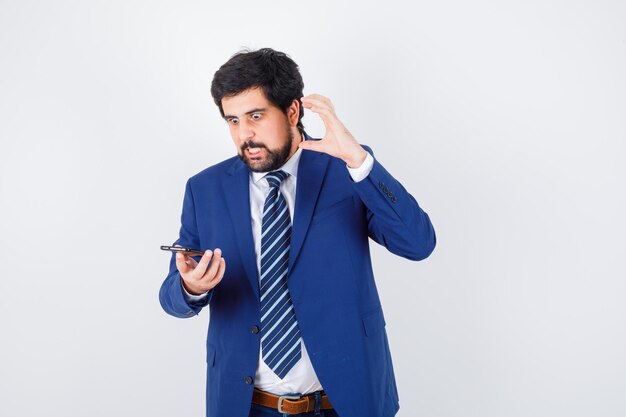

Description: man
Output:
[159,48,436,417]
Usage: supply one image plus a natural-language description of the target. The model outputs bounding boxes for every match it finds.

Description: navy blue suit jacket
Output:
[159,136,436,417]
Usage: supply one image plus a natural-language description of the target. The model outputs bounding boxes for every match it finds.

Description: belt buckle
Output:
[277,394,301,414]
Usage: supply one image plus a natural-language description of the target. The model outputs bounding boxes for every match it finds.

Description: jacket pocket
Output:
[206,344,216,367]
[362,309,386,337]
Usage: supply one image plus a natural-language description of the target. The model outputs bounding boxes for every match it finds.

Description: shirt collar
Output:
[251,144,303,184]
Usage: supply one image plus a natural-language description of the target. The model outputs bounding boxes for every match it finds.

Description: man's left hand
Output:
[298,94,368,168]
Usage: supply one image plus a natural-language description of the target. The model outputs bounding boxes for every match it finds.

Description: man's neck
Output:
[287,129,304,159]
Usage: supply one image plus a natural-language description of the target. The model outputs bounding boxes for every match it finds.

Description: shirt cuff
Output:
[181,275,210,302]
[346,151,374,182]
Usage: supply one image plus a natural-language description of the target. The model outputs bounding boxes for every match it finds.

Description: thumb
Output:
[299,140,325,153]
[176,252,195,274]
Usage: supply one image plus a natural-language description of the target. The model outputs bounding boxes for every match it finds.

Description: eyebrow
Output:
[223,107,267,119]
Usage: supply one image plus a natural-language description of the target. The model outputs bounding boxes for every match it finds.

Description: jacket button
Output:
[251,325,260,334]
[245,376,254,385]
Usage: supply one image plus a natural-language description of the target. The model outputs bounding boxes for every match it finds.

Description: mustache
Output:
[241,141,267,152]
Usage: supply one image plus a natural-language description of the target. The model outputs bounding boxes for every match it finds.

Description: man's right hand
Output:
[175,246,226,295]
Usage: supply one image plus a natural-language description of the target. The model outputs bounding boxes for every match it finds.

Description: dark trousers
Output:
[249,402,340,417]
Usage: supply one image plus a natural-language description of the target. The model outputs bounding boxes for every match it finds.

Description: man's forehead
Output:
[222,87,271,114]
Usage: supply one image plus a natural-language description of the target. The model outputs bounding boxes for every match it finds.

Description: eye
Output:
[251,113,262,121]
[227,117,239,125]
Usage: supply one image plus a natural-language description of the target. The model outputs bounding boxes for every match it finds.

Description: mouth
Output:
[245,147,263,158]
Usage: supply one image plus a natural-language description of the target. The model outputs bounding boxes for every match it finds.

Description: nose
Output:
[237,119,254,142]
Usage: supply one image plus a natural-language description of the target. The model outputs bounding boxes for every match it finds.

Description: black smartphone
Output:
[160,245,205,257]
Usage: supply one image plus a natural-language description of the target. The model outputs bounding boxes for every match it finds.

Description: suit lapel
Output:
[289,148,330,275]
[222,159,260,300]
[221,142,330,298]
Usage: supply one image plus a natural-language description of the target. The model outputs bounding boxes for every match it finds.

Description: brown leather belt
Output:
[252,388,333,415]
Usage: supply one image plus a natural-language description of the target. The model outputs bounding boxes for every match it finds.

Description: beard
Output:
[238,126,294,173]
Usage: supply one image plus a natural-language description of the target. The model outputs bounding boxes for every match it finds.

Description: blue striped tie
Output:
[259,170,302,379]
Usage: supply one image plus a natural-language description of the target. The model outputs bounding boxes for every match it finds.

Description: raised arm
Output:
[298,94,436,261]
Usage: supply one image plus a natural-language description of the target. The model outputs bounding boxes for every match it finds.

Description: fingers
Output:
[301,95,344,131]
[206,257,226,289]
[177,248,227,293]
[200,248,222,282]
[176,252,198,274]
[194,249,214,278]
[195,249,226,291]
[301,95,333,115]
[302,94,335,111]
[174,244,194,274]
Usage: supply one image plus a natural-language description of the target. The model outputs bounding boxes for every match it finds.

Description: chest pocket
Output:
[312,196,355,223]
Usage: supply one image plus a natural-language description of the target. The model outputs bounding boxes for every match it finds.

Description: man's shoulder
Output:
[188,155,242,184]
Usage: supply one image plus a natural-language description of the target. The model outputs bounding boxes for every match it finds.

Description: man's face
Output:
[221,87,299,173]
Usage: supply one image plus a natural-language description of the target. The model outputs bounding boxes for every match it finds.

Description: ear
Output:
[287,99,300,127]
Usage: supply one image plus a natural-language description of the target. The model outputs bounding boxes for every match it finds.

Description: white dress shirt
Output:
[183,146,374,394]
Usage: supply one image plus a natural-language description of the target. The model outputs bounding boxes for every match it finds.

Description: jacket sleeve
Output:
[351,145,436,261]
[159,179,213,318]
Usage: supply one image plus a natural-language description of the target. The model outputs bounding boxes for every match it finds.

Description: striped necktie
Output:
[259,170,302,379]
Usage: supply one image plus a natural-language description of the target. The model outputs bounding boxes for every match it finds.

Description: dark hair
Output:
[210,48,305,132]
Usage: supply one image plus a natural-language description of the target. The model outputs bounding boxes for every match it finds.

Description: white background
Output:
[1,1,625,416]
